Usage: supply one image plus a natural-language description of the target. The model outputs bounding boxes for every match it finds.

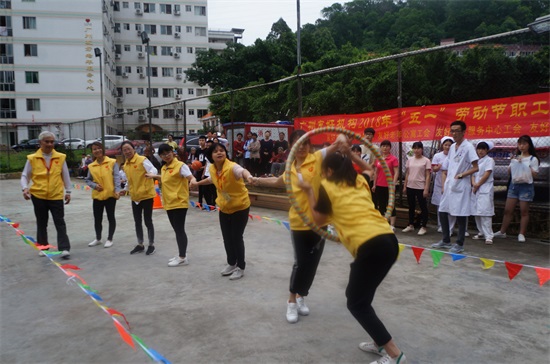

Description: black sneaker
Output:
[130,245,145,254]
[145,245,155,255]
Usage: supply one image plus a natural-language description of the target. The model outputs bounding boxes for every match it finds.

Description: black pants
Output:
[93,198,117,241]
[31,195,70,251]
[289,229,326,297]
[167,208,188,257]
[346,234,398,347]
[131,198,154,245]
[406,187,428,227]
[373,186,396,217]
[248,158,260,177]
[439,211,467,246]
[219,207,249,270]
[204,184,217,207]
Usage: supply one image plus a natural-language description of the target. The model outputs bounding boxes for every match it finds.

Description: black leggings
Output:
[93,198,117,241]
[406,187,428,227]
[167,208,188,257]
[219,207,249,270]
[289,229,326,297]
[373,186,396,217]
[131,198,154,245]
[346,234,398,347]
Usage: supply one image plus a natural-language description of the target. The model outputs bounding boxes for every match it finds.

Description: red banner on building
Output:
[294,93,550,144]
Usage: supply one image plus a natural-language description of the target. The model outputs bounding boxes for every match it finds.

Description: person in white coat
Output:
[431,136,453,233]
[470,141,495,245]
[431,121,479,254]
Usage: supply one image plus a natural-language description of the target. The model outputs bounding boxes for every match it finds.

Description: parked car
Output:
[62,138,85,149]
[11,139,64,152]
[85,135,127,149]
[104,140,147,158]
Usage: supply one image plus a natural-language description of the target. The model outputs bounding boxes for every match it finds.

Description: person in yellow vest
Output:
[20,131,72,259]
[191,142,254,280]
[252,130,346,324]
[166,134,178,151]
[299,150,407,364]
[85,142,121,249]
[119,140,158,255]
[146,143,197,267]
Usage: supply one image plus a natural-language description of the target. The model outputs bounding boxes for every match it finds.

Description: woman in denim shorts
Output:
[494,135,539,243]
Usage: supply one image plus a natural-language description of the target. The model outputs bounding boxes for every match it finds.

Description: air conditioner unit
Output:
[139,73,146,79]
[115,53,121,59]
[135,8,143,15]
[174,10,180,15]
[176,73,183,80]
[175,114,181,119]
[122,72,128,78]
[173,53,180,58]
[175,94,181,100]
[138,52,144,58]
[116,97,123,103]
[137,30,142,37]
[174,32,180,38]
[138,115,146,121]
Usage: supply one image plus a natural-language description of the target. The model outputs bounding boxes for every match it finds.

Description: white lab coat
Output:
[470,155,495,216]
[431,151,448,206]
[438,139,478,217]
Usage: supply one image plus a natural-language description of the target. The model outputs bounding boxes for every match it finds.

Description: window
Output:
[125,87,132,94]
[162,67,173,77]
[0,1,11,10]
[124,44,131,52]
[0,70,14,90]
[113,1,120,11]
[162,88,174,98]
[122,2,129,8]
[0,98,16,118]
[114,23,121,33]
[147,67,158,77]
[25,71,39,84]
[124,66,131,73]
[197,109,208,118]
[194,6,206,16]
[143,3,155,13]
[195,27,206,37]
[163,109,175,118]
[115,66,122,76]
[187,47,193,54]
[24,44,37,57]
[135,24,142,31]
[146,46,157,55]
[188,109,194,116]
[115,44,122,53]
[161,46,172,56]
[185,5,191,12]
[22,16,36,29]
[123,23,130,30]
[144,24,156,35]
[160,25,172,35]
[186,26,192,33]
[136,45,143,52]
[0,44,13,64]
[0,15,12,36]
[175,88,182,94]
[136,66,143,74]
[160,4,171,14]
[147,88,158,98]
[196,89,208,96]
[175,25,181,32]
[26,98,40,111]
[134,2,141,9]
[196,47,207,53]
[188,88,194,95]
[126,108,133,115]
[174,4,180,12]
[116,87,123,96]
[151,109,159,118]
[176,67,183,74]
[137,88,144,94]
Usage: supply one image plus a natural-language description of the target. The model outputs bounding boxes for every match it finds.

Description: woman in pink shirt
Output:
[402,141,431,235]
[372,140,399,230]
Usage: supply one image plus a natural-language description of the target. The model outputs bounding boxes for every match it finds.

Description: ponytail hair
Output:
[322,153,357,187]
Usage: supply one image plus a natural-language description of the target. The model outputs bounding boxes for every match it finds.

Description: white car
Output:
[61,138,85,149]
[85,135,127,149]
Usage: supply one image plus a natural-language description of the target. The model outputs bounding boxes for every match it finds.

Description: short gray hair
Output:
[38,131,55,140]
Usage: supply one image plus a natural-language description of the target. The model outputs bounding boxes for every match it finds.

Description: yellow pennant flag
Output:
[398,243,406,259]
[480,258,495,270]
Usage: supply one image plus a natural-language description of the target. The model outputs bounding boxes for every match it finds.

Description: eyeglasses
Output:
[450,129,463,133]
[159,153,172,158]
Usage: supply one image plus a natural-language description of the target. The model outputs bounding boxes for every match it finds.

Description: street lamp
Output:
[140,31,153,144]
[94,47,105,146]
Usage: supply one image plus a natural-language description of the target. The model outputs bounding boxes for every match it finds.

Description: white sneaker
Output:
[168,256,189,267]
[465,231,470,237]
[104,240,113,248]
[370,352,407,364]
[220,264,237,276]
[472,233,484,240]
[493,231,507,239]
[38,250,48,257]
[229,268,244,280]
[518,234,526,243]
[436,227,442,233]
[359,341,386,356]
[88,239,102,247]
[402,226,414,233]
[286,301,299,323]
[60,250,71,259]
[417,227,427,235]
[296,296,309,316]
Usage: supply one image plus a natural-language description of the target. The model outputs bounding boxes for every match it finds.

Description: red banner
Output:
[294,93,550,144]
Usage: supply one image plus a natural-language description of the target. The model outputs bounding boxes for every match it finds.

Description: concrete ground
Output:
[0,178,548,364]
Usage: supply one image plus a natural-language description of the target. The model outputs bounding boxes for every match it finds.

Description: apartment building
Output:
[0,0,242,145]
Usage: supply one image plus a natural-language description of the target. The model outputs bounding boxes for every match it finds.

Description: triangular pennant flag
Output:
[505,262,523,281]
[204,204,210,211]
[534,267,550,286]
[248,214,253,220]
[189,201,195,207]
[9,222,19,228]
[65,271,88,285]
[84,289,103,302]
[255,215,262,220]
[282,221,290,231]
[15,229,24,236]
[411,246,425,264]
[451,254,466,261]
[480,258,495,270]
[113,320,135,349]
[397,244,406,259]
[196,203,201,209]
[147,347,171,364]
[274,219,281,225]
[430,250,445,267]
[107,308,131,329]
[131,334,155,360]
[60,264,81,271]
[263,216,271,221]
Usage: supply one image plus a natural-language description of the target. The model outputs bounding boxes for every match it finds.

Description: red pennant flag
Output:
[65,271,88,286]
[534,267,550,287]
[107,308,131,329]
[11,222,19,228]
[60,264,81,271]
[113,320,135,349]
[505,262,523,281]
[411,246,425,264]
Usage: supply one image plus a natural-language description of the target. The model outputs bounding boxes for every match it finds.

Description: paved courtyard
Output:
[0,178,548,363]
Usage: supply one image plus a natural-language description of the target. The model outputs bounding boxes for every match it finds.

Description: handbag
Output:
[510,156,532,184]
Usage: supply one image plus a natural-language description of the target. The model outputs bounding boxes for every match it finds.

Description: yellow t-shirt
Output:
[319,176,393,257]
[209,159,250,214]
[88,157,118,200]
[161,159,190,210]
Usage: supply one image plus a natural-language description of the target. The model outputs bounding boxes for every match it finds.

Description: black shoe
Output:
[130,245,145,254]
[145,245,155,255]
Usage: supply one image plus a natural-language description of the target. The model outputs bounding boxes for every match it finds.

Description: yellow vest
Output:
[283,151,326,230]
[161,159,189,210]
[209,160,250,214]
[320,176,394,257]
[88,157,118,200]
[28,149,66,200]
[123,154,156,202]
